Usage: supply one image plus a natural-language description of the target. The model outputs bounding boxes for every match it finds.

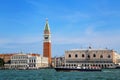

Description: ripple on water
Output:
[0,69,120,80]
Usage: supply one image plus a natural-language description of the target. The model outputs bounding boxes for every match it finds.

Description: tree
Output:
[0,58,4,67]
[6,60,11,64]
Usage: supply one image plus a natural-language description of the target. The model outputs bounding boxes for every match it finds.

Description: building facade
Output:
[10,53,48,69]
[65,48,118,68]
[28,56,48,69]
[11,54,29,69]
[52,57,65,67]
[40,57,49,68]
[114,52,120,65]
[43,19,51,66]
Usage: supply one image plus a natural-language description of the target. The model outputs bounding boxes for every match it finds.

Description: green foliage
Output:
[6,60,11,64]
[0,58,4,67]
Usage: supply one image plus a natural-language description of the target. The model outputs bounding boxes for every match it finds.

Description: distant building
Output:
[43,19,52,66]
[29,53,40,57]
[52,57,65,67]
[28,55,48,69]
[10,53,48,69]
[51,58,55,67]
[11,53,29,69]
[65,48,119,68]
[114,52,120,65]
[40,57,49,68]
[0,54,15,63]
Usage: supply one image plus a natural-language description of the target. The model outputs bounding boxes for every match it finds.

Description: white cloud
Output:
[0,36,42,48]
[0,39,11,45]
[52,30,120,50]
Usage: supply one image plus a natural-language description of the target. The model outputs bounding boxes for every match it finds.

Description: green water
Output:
[0,69,120,80]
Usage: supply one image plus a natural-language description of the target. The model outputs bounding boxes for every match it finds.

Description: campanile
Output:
[43,19,51,66]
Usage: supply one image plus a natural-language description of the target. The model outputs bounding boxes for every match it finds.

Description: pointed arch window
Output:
[75,54,78,58]
[82,54,84,58]
[88,55,90,59]
[108,55,111,58]
[68,54,71,58]
[93,54,96,57]
[100,55,103,58]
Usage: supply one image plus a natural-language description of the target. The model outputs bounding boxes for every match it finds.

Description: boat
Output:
[115,65,120,69]
[54,66,102,72]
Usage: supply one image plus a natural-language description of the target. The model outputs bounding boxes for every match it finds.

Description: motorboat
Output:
[54,66,102,72]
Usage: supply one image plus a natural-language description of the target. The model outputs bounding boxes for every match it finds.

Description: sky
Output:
[0,0,120,57]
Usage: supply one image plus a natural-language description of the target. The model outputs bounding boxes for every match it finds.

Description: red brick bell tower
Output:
[43,19,51,66]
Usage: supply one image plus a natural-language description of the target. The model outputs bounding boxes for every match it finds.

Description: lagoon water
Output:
[0,69,120,80]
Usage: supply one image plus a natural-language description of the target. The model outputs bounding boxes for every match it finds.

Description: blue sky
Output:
[0,0,120,56]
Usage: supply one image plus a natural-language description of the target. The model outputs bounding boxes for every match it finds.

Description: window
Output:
[75,54,78,58]
[82,54,84,58]
[34,59,36,63]
[108,55,111,58]
[93,54,96,57]
[88,55,90,58]
[68,54,71,58]
[29,60,31,63]
[100,55,103,58]
[45,37,48,39]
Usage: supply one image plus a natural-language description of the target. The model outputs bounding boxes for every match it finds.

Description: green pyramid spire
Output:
[44,19,50,31]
